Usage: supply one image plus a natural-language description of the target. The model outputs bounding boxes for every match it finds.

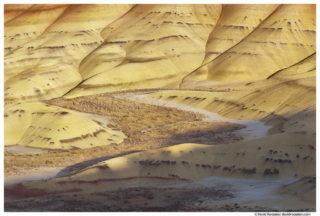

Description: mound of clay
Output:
[4,102,125,149]
[4,4,69,56]
[181,4,316,86]
[150,74,315,134]
[4,4,134,103]
[5,131,315,199]
[267,53,316,80]
[4,4,316,102]
[64,4,222,98]
[203,4,279,64]
[4,4,33,24]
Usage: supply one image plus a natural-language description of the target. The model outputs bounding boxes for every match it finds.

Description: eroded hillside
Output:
[4,4,316,212]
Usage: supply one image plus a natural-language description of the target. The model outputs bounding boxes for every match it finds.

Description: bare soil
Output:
[4,186,235,212]
[5,184,313,212]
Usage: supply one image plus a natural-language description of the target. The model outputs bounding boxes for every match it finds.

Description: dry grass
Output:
[4,120,245,176]
[45,94,205,137]
[125,121,246,146]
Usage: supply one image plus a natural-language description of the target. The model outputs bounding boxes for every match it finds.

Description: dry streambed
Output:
[115,91,273,140]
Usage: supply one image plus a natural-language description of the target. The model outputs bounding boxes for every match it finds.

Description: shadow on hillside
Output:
[55,125,246,177]
[55,150,142,177]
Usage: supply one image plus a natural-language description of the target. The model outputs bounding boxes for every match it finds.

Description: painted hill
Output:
[4,4,33,24]
[64,4,222,98]
[149,75,315,134]
[181,4,316,87]
[4,4,316,102]
[203,4,279,64]
[4,102,125,149]
[4,4,134,103]
[267,53,316,80]
[5,131,315,199]
[3,5,316,207]
[4,4,69,56]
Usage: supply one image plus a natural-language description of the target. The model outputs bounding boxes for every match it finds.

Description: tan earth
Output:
[4,4,316,212]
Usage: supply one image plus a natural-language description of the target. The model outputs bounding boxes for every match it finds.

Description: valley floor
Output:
[4,89,316,212]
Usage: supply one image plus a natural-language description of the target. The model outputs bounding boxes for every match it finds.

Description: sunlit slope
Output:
[181,4,316,86]
[203,4,279,64]
[5,131,315,199]
[64,4,222,98]
[4,4,69,56]
[4,4,33,24]
[4,102,125,149]
[237,52,316,90]
[181,4,279,86]
[150,75,315,134]
[267,52,316,79]
[4,4,134,104]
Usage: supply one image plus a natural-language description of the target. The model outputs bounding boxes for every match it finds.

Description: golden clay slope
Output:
[4,4,316,102]
[203,4,279,64]
[3,5,316,155]
[4,4,134,103]
[4,4,69,56]
[64,4,222,98]
[4,4,33,24]
[181,4,316,86]
[4,102,125,149]
[3,5,316,204]
[5,131,315,199]
[150,76,315,134]
[267,52,316,80]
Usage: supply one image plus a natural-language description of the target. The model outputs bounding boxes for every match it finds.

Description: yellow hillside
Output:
[4,4,316,102]
[5,131,315,198]
[64,4,222,98]
[203,4,279,64]
[206,4,316,82]
[267,53,316,79]
[181,4,279,85]
[181,4,316,86]
[4,4,69,56]
[3,5,317,210]
[4,4,134,103]
[150,75,315,134]
[4,102,125,149]
[4,4,33,24]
